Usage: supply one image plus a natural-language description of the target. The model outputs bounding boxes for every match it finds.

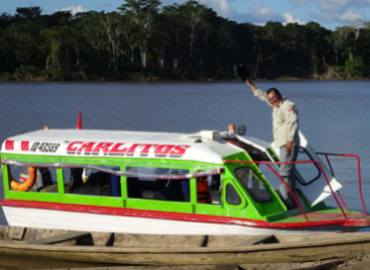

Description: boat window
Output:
[197,175,221,205]
[126,167,190,203]
[234,167,272,203]
[7,165,58,193]
[236,141,271,161]
[294,148,321,186]
[63,167,120,197]
[226,184,241,205]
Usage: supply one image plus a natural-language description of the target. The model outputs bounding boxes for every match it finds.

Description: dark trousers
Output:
[279,145,299,209]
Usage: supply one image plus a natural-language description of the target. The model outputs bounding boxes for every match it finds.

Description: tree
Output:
[4,19,36,65]
[15,6,42,19]
[162,4,185,72]
[118,0,160,68]
[2,2,370,81]
[100,12,131,76]
[325,32,343,66]
[304,22,331,73]
[0,13,14,29]
[351,19,364,40]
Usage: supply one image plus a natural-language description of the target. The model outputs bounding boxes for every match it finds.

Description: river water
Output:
[1,81,370,228]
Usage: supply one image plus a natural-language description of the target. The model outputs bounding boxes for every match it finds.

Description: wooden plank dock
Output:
[1,225,370,268]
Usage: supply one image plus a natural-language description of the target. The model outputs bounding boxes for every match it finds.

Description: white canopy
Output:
[1,129,242,165]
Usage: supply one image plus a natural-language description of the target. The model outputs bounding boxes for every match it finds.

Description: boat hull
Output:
[1,232,370,265]
[2,206,359,235]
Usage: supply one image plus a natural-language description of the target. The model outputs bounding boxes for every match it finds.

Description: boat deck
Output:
[292,212,370,227]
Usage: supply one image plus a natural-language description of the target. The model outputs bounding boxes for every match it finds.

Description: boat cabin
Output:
[0,128,298,221]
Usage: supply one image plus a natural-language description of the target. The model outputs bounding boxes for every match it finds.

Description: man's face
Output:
[267,91,282,107]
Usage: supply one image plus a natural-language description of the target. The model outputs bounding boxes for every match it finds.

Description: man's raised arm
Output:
[246,78,270,104]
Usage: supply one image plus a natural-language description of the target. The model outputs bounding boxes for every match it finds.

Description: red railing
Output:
[316,153,366,214]
[225,159,348,221]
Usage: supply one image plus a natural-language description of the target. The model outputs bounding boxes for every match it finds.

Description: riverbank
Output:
[1,75,367,83]
[0,66,367,82]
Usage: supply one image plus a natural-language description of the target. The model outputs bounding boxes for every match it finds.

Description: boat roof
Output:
[1,129,243,165]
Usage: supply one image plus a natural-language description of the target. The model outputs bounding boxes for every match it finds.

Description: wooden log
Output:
[1,229,370,265]
[40,265,239,270]
[0,226,9,241]
[91,232,114,246]
[0,226,8,237]
[0,253,106,270]
[233,235,277,247]
[20,259,347,270]
[0,235,368,265]
[23,228,71,243]
[7,227,25,240]
[208,235,276,247]
[113,233,206,248]
[275,231,368,244]
[29,232,91,244]
[239,258,343,270]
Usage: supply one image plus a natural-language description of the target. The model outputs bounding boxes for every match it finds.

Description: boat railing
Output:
[225,159,348,221]
[316,152,366,214]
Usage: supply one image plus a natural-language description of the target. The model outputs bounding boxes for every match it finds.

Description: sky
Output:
[2,0,370,30]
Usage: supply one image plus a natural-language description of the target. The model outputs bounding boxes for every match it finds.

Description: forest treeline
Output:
[1,0,370,81]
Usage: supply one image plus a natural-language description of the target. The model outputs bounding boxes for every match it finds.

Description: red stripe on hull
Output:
[0,199,353,229]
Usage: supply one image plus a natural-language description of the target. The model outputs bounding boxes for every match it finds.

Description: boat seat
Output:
[110,174,121,197]
[69,168,84,193]
[39,184,58,193]
[127,178,142,198]
[39,183,69,193]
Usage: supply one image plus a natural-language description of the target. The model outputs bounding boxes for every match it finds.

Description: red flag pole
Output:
[77,110,82,130]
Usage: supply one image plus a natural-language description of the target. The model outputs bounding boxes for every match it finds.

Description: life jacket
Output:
[197,177,212,204]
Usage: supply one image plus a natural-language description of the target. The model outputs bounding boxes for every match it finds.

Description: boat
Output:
[0,121,369,235]
[0,225,370,265]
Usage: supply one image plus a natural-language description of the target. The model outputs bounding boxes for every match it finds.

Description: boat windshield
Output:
[234,166,272,203]
[294,147,322,185]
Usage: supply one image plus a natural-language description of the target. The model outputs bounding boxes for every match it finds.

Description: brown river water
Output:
[0,81,370,267]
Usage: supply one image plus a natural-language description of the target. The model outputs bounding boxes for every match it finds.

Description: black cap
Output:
[234,64,250,81]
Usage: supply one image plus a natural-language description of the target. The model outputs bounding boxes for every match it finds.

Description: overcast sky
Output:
[2,0,370,30]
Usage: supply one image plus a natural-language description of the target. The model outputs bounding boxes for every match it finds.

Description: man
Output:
[246,78,300,210]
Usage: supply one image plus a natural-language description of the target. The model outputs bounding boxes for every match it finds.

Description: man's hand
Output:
[286,140,293,153]
[246,77,256,90]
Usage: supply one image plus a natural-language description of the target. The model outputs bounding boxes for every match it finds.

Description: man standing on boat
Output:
[246,78,300,210]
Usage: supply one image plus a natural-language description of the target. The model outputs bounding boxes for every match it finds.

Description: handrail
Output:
[225,159,348,221]
[264,163,308,221]
[316,152,366,214]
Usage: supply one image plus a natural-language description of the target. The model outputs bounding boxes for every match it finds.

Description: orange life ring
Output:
[9,167,37,192]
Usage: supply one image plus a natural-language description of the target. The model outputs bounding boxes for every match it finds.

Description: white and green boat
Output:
[1,125,369,235]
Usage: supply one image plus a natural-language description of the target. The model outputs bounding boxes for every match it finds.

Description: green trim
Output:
[126,199,192,213]
[190,178,197,213]
[2,165,10,199]
[223,152,286,219]
[223,178,247,210]
[195,203,222,215]
[57,168,65,195]
[266,147,279,161]
[120,165,127,208]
